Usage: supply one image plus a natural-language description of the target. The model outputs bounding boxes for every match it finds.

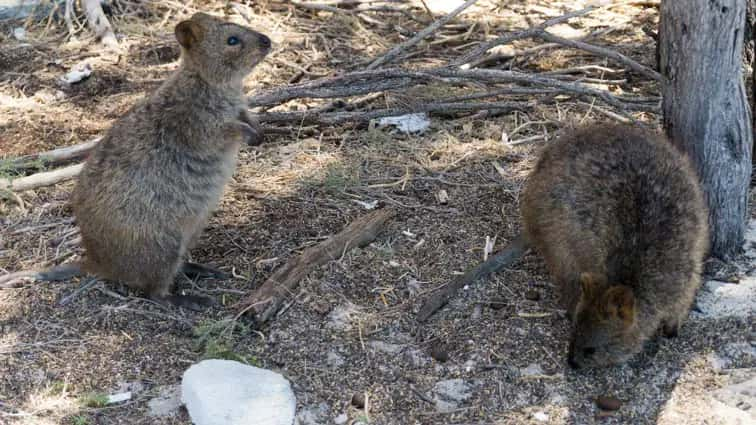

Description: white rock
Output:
[326,351,344,368]
[182,359,296,425]
[106,391,131,404]
[712,372,756,420]
[696,219,756,319]
[295,402,329,425]
[533,411,549,422]
[378,113,430,134]
[61,62,92,85]
[12,26,24,40]
[520,363,544,377]
[148,385,181,418]
[333,413,348,424]
[367,340,402,354]
[433,379,472,412]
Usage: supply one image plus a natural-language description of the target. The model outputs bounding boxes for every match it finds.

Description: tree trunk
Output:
[660,0,753,260]
[749,0,756,184]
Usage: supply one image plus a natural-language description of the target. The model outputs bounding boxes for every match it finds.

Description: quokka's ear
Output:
[175,20,204,49]
[604,285,636,326]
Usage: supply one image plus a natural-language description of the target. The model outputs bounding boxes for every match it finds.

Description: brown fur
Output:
[68,13,270,305]
[520,123,709,368]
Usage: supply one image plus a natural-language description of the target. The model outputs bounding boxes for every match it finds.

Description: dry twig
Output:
[366,0,478,69]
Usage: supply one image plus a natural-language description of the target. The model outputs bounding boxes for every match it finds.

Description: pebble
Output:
[351,392,366,409]
[596,395,622,411]
[524,289,541,301]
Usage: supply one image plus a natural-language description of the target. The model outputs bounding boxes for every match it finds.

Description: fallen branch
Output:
[366,0,479,69]
[417,236,526,322]
[0,163,84,192]
[259,100,534,125]
[8,137,100,170]
[451,5,599,67]
[535,31,661,82]
[235,208,396,324]
[248,67,658,112]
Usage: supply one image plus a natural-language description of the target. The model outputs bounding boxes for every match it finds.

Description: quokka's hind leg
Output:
[661,317,680,338]
[147,280,216,312]
[180,262,230,280]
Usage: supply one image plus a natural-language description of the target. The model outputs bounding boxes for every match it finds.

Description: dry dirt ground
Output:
[0,1,754,424]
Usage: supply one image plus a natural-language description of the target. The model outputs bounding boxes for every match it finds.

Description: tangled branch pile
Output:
[1,0,662,192]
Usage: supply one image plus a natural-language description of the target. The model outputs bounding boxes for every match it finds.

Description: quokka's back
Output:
[521,123,708,368]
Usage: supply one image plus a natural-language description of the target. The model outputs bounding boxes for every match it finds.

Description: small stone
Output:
[524,289,541,301]
[520,363,543,377]
[596,395,622,411]
[147,385,181,418]
[326,351,345,368]
[367,340,402,354]
[295,402,329,425]
[533,411,549,422]
[471,304,482,320]
[436,190,449,204]
[334,413,348,424]
[182,359,295,425]
[433,379,472,413]
[351,392,366,409]
[430,344,450,363]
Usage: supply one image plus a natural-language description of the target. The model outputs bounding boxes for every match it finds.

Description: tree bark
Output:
[660,0,753,259]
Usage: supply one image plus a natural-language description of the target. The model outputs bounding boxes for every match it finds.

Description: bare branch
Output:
[535,31,661,81]
[1,164,84,192]
[451,5,599,67]
[366,0,479,70]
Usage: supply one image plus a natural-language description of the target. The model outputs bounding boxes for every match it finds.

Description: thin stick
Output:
[416,236,527,322]
[536,31,661,81]
[234,208,395,324]
[0,163,84,192]
[366,0,479,70]
[9,137,100,170]
[451,5,598,67]
[259,100,533,125]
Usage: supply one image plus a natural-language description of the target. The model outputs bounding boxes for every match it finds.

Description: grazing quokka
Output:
[520,123,709,368]
[40,13,271,308]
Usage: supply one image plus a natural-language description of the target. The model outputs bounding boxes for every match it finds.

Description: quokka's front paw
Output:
[223,120,263,146]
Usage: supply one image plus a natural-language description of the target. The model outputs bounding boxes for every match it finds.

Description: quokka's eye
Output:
[227,36,240,46]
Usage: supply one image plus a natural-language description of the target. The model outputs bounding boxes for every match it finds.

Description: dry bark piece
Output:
[417,236,526,322]
[595,395,621,411]
[234,208,396,324]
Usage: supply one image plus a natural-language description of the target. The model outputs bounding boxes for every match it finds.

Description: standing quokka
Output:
[520,123,709,368]
[39,13,271,308]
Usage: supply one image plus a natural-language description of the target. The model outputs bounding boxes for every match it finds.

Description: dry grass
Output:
[0,1,753,424]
